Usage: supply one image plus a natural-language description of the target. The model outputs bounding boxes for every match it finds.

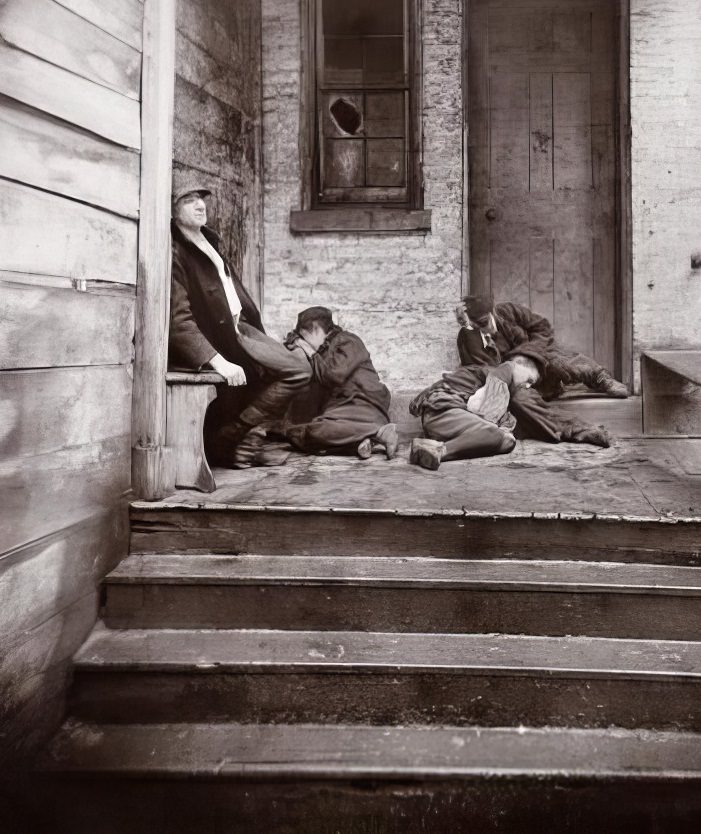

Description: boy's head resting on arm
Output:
[294,306,335,351]
[506,355,540,390]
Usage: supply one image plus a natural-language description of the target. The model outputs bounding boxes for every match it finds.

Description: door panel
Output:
[468,0,617,368]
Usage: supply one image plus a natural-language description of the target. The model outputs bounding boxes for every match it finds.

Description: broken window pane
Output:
[366,139,405,186]
[324,139,365,187]
[329,97,363,136]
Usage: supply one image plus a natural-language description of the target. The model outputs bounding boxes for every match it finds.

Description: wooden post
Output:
[131,0,176,500]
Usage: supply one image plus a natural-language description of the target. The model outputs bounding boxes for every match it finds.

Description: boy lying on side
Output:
[409,356,539,470]
[284,307,399,460]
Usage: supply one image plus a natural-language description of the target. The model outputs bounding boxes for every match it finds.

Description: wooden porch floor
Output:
[141,437,701,523]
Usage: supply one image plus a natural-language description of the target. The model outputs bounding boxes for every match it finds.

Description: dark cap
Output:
[295,306,335,332]
[172,172,212,206]
[462,295,495,322]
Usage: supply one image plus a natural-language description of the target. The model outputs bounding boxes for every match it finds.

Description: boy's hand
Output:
[283,330,300,349]
[208,354,247,386]
[296,339,316,358]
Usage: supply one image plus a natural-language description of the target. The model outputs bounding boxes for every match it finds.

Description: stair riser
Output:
[130,509,701,564]
[103,584,701,640]
[70,671,701,731]
[34,776,701,834]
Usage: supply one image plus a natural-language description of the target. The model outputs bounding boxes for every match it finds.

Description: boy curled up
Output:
[283,307,399,459]
[409,356,540,470]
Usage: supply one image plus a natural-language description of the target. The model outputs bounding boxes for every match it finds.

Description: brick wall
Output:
[261,0,464,394]
[174,0,263,302]
[631,0,701,371]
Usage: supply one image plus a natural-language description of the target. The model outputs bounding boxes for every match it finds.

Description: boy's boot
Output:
[373,423,399,459]
[410,437,446,470]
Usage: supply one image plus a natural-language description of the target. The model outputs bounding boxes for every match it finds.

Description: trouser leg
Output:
[545,350,606,390]
[422,407,515,460]
[235,322,312,425]
[287,404,387,454]
[509,388,562,442]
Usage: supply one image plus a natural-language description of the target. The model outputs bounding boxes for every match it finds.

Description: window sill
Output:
[289,208,432,234]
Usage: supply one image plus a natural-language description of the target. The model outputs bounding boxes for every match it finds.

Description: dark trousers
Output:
[204,324,311,455]
[422,407,515,459]
[287,401,387,454]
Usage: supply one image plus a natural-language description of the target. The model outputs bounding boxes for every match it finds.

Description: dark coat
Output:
[310,327,391,418]
[169,222,264,372]
[457,302,554,374]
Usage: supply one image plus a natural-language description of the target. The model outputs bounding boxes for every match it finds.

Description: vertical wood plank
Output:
[490,73,529,190]
[592,122,616,370]
[554,237,594,356]
[491,237,530,307]
[467,0,491,295]
[553,73,592,190]
[529,73,554,192]
[529,237,554,323]
[131,0,176,500]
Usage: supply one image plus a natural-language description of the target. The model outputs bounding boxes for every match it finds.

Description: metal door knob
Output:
[485,208,497,221]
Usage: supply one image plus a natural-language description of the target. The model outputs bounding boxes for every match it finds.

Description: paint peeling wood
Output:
[0,0,141,99]
[0,43,141,149]
[0,180,138,285]
[0,282,134,369]
[0,98,140,219]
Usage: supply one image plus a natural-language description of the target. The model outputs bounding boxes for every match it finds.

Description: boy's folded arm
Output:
[311,334,369,386]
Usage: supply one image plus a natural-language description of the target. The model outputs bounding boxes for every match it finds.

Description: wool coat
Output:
[169,222,264,374]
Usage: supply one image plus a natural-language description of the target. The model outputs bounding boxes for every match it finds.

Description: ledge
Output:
[289,208,432,234]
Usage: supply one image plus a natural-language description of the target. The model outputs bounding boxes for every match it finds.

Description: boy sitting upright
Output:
[284,307,399,459]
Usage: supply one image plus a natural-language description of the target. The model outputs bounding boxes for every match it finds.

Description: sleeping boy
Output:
[284,306,398,460]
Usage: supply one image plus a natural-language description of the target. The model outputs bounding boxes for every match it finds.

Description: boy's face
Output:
[510,358,540,389]
[299,323,327,350]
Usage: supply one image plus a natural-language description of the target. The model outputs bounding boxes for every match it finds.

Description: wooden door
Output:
[468,0,617,369]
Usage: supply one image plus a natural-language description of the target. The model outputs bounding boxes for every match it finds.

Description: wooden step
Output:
[36,722,701,834]
[103,554,701,639]
[43,720,701,780]
[129,505,701,564]
[70,626,701,730]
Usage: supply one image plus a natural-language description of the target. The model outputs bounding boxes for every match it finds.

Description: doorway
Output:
[466,0,629,378]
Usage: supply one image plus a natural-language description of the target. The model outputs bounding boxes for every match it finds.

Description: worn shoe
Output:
[595,371,628,398]
[410,437,446,470]
[232,426,267,469]
[573,425,611,448]
[374,423,399,459]
[357,438,373,459]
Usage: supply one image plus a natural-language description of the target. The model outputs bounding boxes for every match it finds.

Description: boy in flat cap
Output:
[283,307,398,459]
[169,178,311,467]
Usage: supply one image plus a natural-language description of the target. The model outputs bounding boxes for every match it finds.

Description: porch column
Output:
[132,0,177,500]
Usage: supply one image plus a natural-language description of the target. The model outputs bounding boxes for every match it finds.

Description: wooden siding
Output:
[0,0,142,766]
[173,0,263,305]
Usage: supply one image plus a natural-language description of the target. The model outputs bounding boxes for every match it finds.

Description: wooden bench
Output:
[641,350,701,436]
[166,371,227,492]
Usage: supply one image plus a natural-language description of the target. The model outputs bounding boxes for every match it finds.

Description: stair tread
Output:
[106,554,701,594]
[42,721,701,779]
[74,625,701,680]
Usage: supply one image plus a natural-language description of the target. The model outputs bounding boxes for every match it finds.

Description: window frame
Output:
[298,0,426,227]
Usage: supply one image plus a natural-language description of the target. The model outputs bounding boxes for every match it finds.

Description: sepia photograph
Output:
[1,0,700,831]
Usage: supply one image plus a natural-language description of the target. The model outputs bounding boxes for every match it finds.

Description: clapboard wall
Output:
[630,0,701,378]
[0,0,142,764]
[173,0,263,305]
